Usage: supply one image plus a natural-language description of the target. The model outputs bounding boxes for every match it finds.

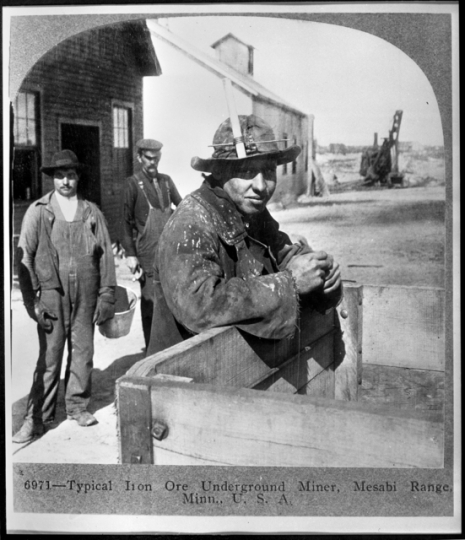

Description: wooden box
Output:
[116,284,445,467]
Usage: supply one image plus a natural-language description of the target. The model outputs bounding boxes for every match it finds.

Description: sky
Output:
[144,15,444,149]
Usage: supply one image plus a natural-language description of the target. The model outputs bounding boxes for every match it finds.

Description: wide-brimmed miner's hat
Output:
[191,115,301,173]
[41,149,84,176]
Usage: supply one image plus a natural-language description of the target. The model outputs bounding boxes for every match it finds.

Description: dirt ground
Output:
[9,183,446,464]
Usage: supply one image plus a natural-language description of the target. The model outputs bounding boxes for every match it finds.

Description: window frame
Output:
[282,132,288,175]
[14,90,40,148]
[292,137,298,174]
[112,102,133,150]
[13,89,42,201]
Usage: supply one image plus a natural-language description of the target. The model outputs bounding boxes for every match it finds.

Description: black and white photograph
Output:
[4,2,460,534]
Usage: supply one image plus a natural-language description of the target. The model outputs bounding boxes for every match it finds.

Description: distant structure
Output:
[329,143,347,155]
[211,33,254,76]
[359,110,404,187]
[399,141,424,153]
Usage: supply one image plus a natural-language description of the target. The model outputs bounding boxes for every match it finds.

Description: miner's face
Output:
[218,160,278,216]
[138,150,161,178]
[53,168,79,198]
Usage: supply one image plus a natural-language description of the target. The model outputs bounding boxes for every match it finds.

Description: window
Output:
[113,106,131,148]
[112,104,133,190]
[282,133,288,175]
[292,137,298,174]
[248,47,254,76]
[13,91,40,200]
[14,91,38,146]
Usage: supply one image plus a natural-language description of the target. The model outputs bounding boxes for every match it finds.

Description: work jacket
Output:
[148,179,343,356]
[18,191,116,294]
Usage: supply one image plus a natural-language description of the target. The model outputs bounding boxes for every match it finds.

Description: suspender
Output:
[137,179,154,210]
[137,177,171,210]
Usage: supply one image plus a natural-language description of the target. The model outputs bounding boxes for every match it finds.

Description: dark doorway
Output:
[12,149,39,201]
[61,124,101,206]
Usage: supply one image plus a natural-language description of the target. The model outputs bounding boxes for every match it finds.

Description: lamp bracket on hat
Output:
[209,138,290,147]
[223,79,246,159]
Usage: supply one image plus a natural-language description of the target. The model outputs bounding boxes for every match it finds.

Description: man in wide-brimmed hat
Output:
[146,115,342,356]
[14,149,116,443]
[120,138,182,349]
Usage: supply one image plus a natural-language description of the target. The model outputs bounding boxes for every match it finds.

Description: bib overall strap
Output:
[137,180,155,210]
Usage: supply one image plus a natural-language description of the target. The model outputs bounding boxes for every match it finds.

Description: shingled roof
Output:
[148,21,306,117]
[122,20,162,77]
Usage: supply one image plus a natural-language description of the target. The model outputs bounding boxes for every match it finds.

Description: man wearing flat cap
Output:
[146,115,342,356]
[120,139,182,348]
[14,150,116,443]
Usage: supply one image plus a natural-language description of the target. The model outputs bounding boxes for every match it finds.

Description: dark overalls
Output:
[26,198,101,422]
[134,178,173,347]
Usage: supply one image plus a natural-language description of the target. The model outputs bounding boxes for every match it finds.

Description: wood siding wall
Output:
[213,37,251,76]
[16,25,146,239]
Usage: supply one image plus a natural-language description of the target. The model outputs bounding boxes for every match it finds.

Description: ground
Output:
[9,155,446,463]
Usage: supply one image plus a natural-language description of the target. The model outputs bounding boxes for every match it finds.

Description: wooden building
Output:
[12,20,161,240]
[147,22,310,204]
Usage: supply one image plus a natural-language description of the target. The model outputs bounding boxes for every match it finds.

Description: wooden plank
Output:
[116,379,153,464]
[127,326,271,387]
[126,307,335,391]
[334,284,363,401]
[360,364,445,412]
[297,333,336,398]
[242,308,334,370]
[143,379,443,467]
[253,330,335,395]
[362,285,444,371]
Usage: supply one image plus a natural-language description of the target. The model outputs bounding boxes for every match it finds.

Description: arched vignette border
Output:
[7,9,455,470]
[9,12,451,145]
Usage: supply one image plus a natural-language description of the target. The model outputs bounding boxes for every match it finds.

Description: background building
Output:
[146,22,311,204]
[12,20,160,240]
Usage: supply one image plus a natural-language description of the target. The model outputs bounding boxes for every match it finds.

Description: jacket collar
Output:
[36,191,92,219]
[195,179,248,245]
[136,168,159,184]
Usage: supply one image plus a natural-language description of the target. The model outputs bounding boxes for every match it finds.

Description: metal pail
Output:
[98,285,137,339]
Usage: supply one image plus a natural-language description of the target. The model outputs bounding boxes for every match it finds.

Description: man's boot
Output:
[12,418,45,444]
[67,410,98,427]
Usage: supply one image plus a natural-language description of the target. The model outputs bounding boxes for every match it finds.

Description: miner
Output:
[14,150,116,443]
[120,139,182,348]
[146,115,342,356]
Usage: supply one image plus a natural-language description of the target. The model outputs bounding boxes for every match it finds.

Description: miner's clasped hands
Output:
[286,250,341,297]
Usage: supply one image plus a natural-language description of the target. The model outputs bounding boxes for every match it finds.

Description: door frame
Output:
[58,117,103,202]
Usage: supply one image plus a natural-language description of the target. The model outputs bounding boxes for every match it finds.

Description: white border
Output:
[4,2,460,534]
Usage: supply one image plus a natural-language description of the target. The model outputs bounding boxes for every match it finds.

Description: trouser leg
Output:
[140,273,155,347]
[25,289,68,423]
[64,273,98,415]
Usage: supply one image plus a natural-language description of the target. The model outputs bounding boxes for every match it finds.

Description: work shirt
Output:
[120,169,182,258]
[18,191,116,295]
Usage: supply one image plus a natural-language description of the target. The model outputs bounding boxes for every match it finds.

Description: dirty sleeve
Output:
[91,204,117,290]
[17,203,42,293]
[157,199,299,340]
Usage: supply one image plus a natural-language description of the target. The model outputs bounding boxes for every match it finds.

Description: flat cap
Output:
[136,138,163,151]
